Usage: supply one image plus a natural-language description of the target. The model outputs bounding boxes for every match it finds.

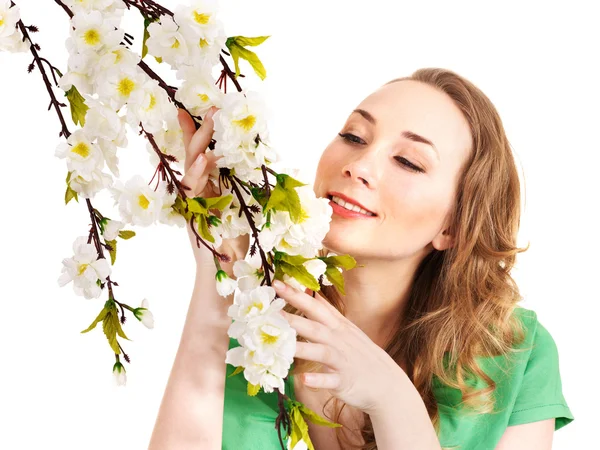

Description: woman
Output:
[149,68,574,450]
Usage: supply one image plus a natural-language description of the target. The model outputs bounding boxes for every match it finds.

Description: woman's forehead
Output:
[354,80,472,157]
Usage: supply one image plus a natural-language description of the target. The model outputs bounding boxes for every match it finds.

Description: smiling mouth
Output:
[326,194,377,217]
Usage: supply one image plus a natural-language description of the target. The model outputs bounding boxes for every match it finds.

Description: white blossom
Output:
[54,128,105,181]
[282,258,327,292]
[0,0,20,38]
[68,168,113,199]
[112,361,127,386]
[226,311,296,394]
[227,285,284,323]
[103,218,125,241]
[95,63,147,111]
[216,269,237,297]
[134,298,155,329]
[126,78,174,134]
[57,236,111,299]
[70,10,124,53]
[109,175,168,226]
[145,15,190,68]
[258,184,333,258]
[64,0,126,27]
[146,115,186,168]
[174,0,226,67]
[174,61,224,117]
[232,251,264,291]
[158,189,187,228]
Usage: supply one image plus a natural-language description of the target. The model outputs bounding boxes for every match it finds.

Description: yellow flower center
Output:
[193,12,210,24]
[71,142,90,158]
[113,49,122,64]
[171,38,180,49]
[199,38,209,48]
[117,77,135,97]
[233,114,256,132]
[146,94,157,111]
[77,263,89,276]
[245,302,264,315]
[83,29,101,46]
[0,18,5,27]
[260,330,279,345]
[297,207,309,223]
[198,93,209,102]
[138,194,150,209]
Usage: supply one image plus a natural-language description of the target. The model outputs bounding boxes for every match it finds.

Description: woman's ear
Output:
[432,229,454,251]
[432,222,455,251]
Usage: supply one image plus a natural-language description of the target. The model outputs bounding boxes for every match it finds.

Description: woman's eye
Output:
[395,156,425,173]
[338,132,425,174]
[338,132,364,145]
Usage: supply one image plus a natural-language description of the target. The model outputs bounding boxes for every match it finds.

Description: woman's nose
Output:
[341,154,378,188]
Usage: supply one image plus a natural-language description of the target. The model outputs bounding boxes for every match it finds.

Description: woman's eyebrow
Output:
[352,109,440,160]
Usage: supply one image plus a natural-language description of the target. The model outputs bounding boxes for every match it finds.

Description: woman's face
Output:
[313,79,473,261]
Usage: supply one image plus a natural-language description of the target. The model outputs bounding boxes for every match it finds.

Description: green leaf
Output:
[65,186,78,205]
[324,265,345,295]
[225,36,270,80]
[118,230,136,240]
[172,195,193,221]
[97,217,108,234]
[228,366,244,378]
[320,254,357,270]
[114,312,131,341]
[277,252,311,266]
[196,214,214,243]
[154,56,163,64]
[142,17,151,58]
[298,402,343,428]
[232,35,270,47]
[289,405,314,450]
[279,261,320,291]
[81,307,109,334]
[247,382,261,396]
[64,85,89,127]
[102,309,121,354]
[186,197,208,215]
[66,170,72,184]
[264,174,307,223]
[204,193,233,211]
[250,186,269,209]
[106,239,117,265]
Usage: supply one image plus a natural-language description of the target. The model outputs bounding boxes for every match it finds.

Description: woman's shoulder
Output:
[505,304,574,430]
[511,305,559,357]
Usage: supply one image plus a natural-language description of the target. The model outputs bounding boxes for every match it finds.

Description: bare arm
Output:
[148,250,233,450]
[148,107,248,449]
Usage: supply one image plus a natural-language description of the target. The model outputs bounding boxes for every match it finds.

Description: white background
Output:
[0,0,597,449]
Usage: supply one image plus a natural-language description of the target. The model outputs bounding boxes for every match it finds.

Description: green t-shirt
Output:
[222,306,574,449]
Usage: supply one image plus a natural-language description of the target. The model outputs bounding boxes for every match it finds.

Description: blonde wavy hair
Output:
[283,67,533,449]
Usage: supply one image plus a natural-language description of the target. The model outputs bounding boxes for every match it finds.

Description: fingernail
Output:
[273,280,285,290]
[206,107,216,119]
[193,154,205,165]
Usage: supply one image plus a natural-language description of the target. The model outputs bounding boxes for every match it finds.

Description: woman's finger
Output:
[188,108,217,168]
[180,153,208,197]
[178,107,218,173]
[177,108,196,153]
[282,310,332,345]
[273,280,340,329]
[295,341,341,372]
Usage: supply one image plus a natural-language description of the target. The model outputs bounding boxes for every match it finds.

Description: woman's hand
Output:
[272,280,407,417]
[177,107,249,275]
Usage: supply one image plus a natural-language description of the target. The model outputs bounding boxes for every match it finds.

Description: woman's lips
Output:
[329,199,378,219]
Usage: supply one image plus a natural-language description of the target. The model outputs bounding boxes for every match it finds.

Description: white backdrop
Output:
[0,0,596,449]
